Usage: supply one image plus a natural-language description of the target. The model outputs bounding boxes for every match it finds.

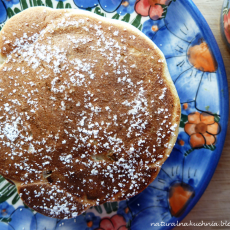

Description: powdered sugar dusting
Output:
[0,9,179,219]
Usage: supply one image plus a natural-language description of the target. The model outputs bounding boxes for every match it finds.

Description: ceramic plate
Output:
[0,0,228,230]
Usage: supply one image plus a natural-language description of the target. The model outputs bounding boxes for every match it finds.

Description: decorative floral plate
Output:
[222,0,230,49]
[0,0,228,229]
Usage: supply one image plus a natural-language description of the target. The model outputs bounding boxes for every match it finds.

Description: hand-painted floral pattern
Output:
[0,0,19,24]
[169,182,195,217]
[116,0,136,15]
[117,201,133,223]
[56,212,101,230]
[0,207,101,230]
[0,202,14,218]
[184,111,220,149]
[135,0,171,20]
[2,0,19,8]
[73,0,123,12]
[0,0,228,230]
[187,42,217,72]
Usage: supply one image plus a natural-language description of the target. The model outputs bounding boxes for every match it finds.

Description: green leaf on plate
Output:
[94,6,105,17]
[103,203,112,214]
[7,8,15,18]
[23,202,30,209]
[0,175,6,183]
[0,217,11,223]
[33,0,37,7]
[56,1,64,9]
[121,13,130,22]
[0,184,17,203]
[205,105,210,111]
[127,220,132,228]
[103,201,118,214]
[138,24,142,31]
[223,7,229,16]
[20,0,28,10]
[37,0,45,6]
[184,148,194,157]
[225,1,229,9]
[94,205,103,214]
[214,113,220,123]
[85,7,92,12]
[112,13,120,20]
[12,193,20,205]
[131,14,141,28]
[159,4,168,18]
[0,183,13,192]
[161,10,167,18]
[204,145,216,151]
[46,0,53,8]
[110,201,118,211]
[65,3,72,8]
[14,8,21,14]
[179,114,188,128]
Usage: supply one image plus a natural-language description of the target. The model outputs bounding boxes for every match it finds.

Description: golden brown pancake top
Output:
[0,7,180,219]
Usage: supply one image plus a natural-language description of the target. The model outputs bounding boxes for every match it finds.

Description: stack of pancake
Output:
[0,7,180,219]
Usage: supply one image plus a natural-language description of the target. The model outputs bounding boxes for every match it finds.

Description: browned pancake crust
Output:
[0,7,180,219]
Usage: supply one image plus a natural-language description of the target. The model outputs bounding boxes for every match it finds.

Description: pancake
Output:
[0,7,181,219]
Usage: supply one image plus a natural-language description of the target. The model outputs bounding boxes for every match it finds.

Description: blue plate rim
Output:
[166,0,229,228]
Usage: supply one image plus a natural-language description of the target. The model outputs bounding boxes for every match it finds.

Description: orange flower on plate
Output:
[187,42,217,72]
[184,111,220,149]
[135,0,170,20]
[169,183,195,217]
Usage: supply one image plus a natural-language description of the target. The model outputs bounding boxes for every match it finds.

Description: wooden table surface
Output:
[175,0,230,229]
